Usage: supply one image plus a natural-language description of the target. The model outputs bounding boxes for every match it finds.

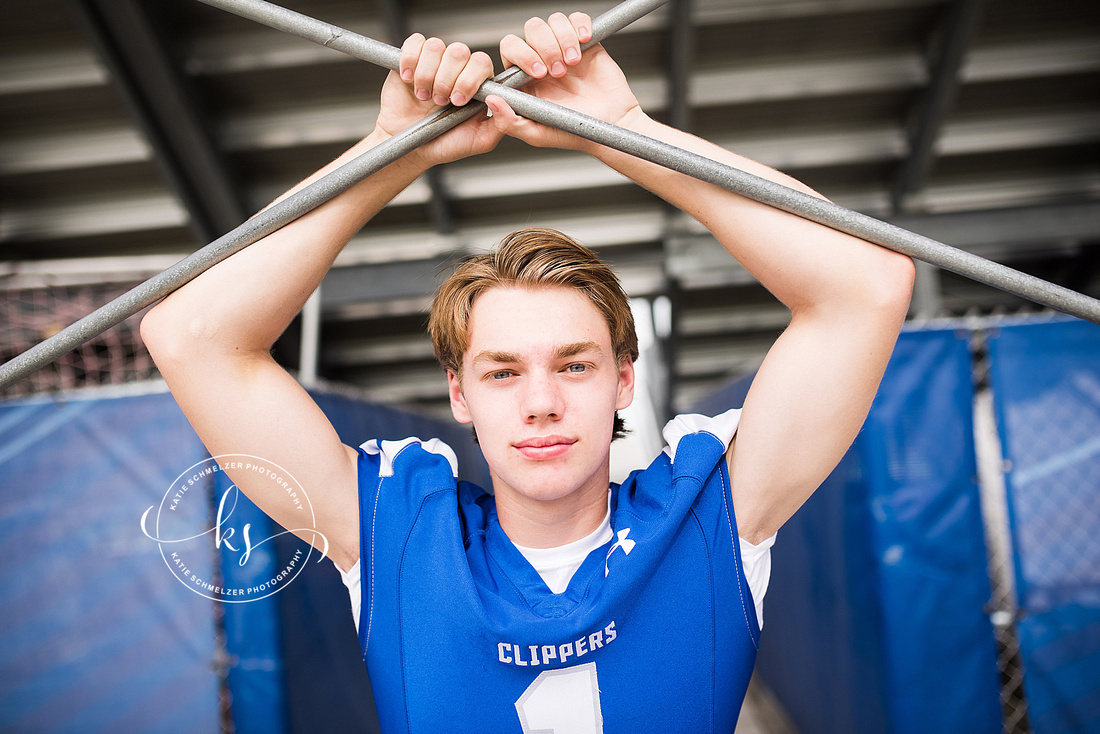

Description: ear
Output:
[615,357,635,411]
[447,370,473,424]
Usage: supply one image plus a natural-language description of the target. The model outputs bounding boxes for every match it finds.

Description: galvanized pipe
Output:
[199,0,1100,323]
[191,0,1100,324]
[473,80,1100,323]
[0,0,666,391]
[3,0,1099,391]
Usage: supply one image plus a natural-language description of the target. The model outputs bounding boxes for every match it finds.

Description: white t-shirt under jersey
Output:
[511,499,774,625]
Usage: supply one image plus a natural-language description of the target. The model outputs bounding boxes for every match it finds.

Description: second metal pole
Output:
[0,0,668,390]
[199,0,1100,323]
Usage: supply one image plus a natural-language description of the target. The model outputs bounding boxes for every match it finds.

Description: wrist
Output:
[365,123,429,170]
[588,105,652,160]
[365,124,433,179]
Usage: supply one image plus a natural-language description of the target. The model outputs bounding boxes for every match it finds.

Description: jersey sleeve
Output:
[331,437,461,639]
[661,408,776,628]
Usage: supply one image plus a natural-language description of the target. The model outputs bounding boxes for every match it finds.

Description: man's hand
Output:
[486,13,644,152]
[376,35,503,168]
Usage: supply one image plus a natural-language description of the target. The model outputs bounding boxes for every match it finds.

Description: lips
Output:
[513,436,575,460]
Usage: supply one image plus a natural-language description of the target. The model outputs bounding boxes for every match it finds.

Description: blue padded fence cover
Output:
[694,327,1000,733]
[0,385,491,734]
[215,466,289,734]
[0,391,220,733]
[859,328,1000,734]
[693,365,892,732]
[988,319,1100,734]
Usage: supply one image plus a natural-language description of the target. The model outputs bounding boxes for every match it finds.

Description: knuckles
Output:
[442,43,472,62]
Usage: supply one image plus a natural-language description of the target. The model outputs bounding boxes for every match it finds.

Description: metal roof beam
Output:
[891,0,990,214]
[67,0,244,242]
[374,0,455,234]
[665,0,694,133]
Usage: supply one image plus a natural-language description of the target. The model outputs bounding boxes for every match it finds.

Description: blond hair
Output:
[429,228,638,439]
[430,228,638,374]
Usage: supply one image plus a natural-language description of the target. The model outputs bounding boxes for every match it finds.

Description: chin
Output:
[498,463,606,505]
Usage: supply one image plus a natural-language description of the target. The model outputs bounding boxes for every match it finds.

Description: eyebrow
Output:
[471,341,602,366]
[554,341,602,360]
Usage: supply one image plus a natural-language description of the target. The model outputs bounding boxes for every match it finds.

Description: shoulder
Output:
[617,408,742,512]
[660,408,741,472]
[355,437,464,515]
[358,437,460,479]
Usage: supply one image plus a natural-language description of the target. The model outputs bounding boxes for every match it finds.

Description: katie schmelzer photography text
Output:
[141,454,327,603]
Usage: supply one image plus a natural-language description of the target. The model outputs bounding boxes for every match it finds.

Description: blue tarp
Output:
[860,329,1001,734]
[988,319,1100,734]
[0,384,489,734]
[695,326,1001,733]
[0,391,220,733]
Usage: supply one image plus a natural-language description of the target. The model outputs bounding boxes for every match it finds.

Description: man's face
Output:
[448,285,635,505]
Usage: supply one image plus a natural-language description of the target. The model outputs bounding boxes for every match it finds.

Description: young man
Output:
[142,12,913,732]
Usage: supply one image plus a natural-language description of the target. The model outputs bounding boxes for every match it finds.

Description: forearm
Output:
[142,128,426,364]
[588,117,915,541]
[588,111,913,316]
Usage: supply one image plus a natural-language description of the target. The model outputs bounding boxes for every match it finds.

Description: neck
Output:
[493,474,610,549]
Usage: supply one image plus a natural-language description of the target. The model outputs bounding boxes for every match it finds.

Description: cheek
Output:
[463,386,513,432]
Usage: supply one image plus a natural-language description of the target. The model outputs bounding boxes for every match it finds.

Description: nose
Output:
[521,372,564,422]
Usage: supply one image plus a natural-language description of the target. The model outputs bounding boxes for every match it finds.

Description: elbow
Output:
[140,301,179,371]
[140,299,212,374]
[840,248,914,327]
[793,248,915,325]
[868,250,916,321]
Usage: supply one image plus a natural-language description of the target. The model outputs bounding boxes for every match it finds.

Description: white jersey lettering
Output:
[497,621,617,667]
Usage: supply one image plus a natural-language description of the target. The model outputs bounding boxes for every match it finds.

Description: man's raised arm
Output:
[141,37,500,571]
[487,15,915,544]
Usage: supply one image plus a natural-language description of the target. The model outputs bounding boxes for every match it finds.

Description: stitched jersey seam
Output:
[364,472,383,654]
[688,506,718,733]
[720,459,758,649]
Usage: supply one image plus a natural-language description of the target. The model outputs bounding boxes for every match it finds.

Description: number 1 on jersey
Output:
[515,662,604,734]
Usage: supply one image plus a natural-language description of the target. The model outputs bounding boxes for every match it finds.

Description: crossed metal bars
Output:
[2,0,1099,391]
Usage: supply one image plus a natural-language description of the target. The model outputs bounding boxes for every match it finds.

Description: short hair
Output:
[429,228,639,439]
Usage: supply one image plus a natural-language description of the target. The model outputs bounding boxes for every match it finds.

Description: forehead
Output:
[464,286,612,358]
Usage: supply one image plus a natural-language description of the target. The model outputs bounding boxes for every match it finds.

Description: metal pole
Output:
[3,0,1100,390]
[192,0,1100,324]
[0,0,667,391]
[466,81,1100,323]
[298,284,321,387]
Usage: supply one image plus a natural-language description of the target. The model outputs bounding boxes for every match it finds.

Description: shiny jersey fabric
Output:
[353,410,760,733]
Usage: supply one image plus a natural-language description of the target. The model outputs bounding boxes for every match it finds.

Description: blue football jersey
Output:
[353,411,760,733]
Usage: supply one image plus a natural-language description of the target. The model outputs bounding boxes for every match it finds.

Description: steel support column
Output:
[67,0,245,243]
[891,0,990,214]
[665,0,694,133]
[375,0,456,235]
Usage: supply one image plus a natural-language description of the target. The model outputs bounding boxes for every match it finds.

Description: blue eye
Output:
[566,363,588,373]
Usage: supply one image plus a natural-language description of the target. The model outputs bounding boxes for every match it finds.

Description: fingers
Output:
[398,34,494,107]
[451,51,494,106]
[484,93,543,146]
[500,11,593,79]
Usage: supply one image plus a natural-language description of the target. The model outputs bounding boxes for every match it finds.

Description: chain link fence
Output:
[0,283,158,399]
[975,319,1100,734]
[972,331,1032,734]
